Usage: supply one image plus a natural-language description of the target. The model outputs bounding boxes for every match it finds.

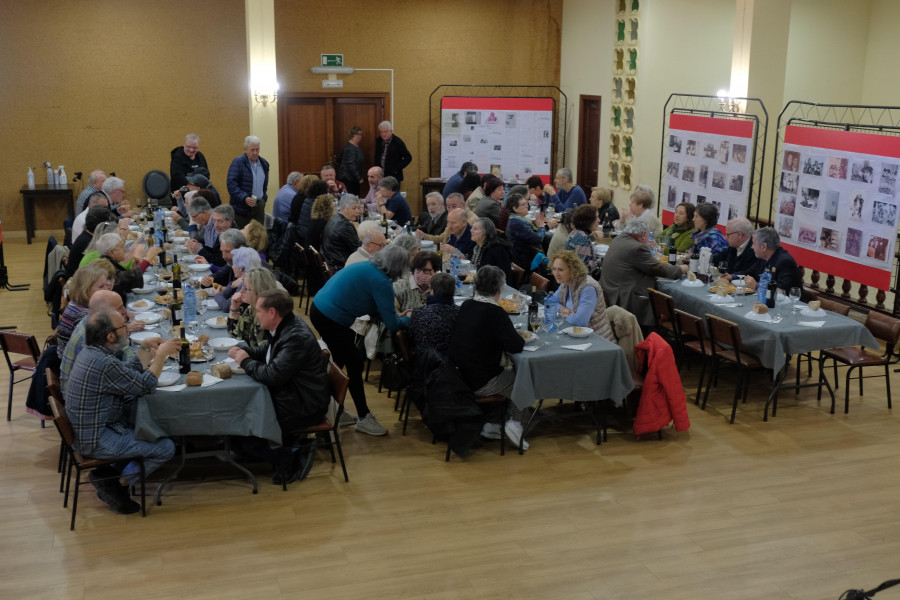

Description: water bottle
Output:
[648,231,658,256]
[58,166,67,185]
[154,208,165,229]
[46,164,54,185]
[183,285,197,325]
[26,167,35,189]
[543,296,559,332]
[450,254,461,289]
[757,269,771,305]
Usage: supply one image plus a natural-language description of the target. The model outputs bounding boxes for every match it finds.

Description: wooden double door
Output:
[277,93,388,193]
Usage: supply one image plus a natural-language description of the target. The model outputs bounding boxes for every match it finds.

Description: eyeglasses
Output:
[370,242,387,248]
[108,324,128,335]
[726,231,741,237]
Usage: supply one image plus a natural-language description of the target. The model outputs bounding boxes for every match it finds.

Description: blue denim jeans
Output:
[89,427,176,486]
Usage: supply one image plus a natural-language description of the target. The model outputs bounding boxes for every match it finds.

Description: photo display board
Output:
[663,114,755,229]
[440,97,554,182]
[775,126,900,290]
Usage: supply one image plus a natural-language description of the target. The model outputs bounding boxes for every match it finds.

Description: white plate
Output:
[206,298,219,309]
[157,372,181,387]
[800,308,827,317]
[562,326,592,338]
[209,337,239,350]
[130,331,160,343]
[135,313,161,324]
[143,273,156,284]
[188,263,210,272]
[173,236,187,243]
[710,294,735,303]
[206,317,228,329]
[191,348,216,362]
[132,286,156,294]
[127,301,152,312]
[179,254,200,263]
[681,278,705,287]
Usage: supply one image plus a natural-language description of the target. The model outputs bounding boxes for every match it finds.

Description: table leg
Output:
[764,357,836,421]
[519,400,544,456]
[23,195,35,244]
[219,436,258,494]
[156,436,188,506]
[155,436,259,505]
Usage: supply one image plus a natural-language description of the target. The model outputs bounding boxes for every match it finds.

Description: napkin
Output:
[522,346,540,352]
[797,321,826,328]
[156,384,186,392]
[560,343,592,351]
[201,374,224,387]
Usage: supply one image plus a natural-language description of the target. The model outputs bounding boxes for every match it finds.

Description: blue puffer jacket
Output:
[226,154,269,217]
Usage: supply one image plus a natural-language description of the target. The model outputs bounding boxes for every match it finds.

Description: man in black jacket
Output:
[229,290,330,484]
[714,217,757,277]
[169,133,209,192]
[375,121,412,183]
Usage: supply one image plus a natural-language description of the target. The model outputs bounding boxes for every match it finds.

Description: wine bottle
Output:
[689,245,699,274]
[381,213,389,236]
[171,293,183,328]
[178,325,191,375]
[171,260,182,290]
[668,241,677,265]
[766,267,778,309]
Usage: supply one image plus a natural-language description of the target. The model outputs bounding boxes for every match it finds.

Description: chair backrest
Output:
[45,367,64,404]
[818,297,851,316]
[327,360,350,408]
[0,331,41,370]
[648,288,676,329]
[48,395,76,448]
[529,271,550,292]
[674,309,706,353]
[308,246,331,279]
[394,329,411,361]
[705,314,746,364]
[864,311,900,347]
[510,263,526,289]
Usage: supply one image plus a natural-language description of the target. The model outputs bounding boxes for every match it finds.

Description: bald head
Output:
[89,289,128,320]
[447,208,468,235]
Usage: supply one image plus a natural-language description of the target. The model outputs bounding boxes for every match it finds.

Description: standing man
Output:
[227,135,269,227]
[443,162,477,199]
[170,133,209,193]
[273,171,303,222]
[375,121,412,184]
[75,170,107,214]
[338,126,365,195]
[362,166,384,214]
[346,222,387,266]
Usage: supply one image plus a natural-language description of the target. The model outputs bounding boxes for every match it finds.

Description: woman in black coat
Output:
[470,217,513,285]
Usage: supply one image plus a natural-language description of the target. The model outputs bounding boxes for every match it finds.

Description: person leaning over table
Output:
[739,226,803,294]
[471,217,513,285]
[547,250,614,341]
[229,289,329,486]
[57,264,114,359]
[449,265,529,450]
[186,204,237,268]
[65,309,181,514]
[506,192,548,270]
[94,233,150,304]
[310,245,412,437]
[600,217,688,329]
[714,217,757,277]
[394,251,439,313]
[614,184,663,240]
[346,222,387,266]
[228,266,284,350]
[416,193,466,245]
[659,201,696,253]
[68,204,118,276]
[689,202,728,254]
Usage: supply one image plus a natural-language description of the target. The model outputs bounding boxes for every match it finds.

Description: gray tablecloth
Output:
[456,284,634,409]
[127,289,282,445]
[657,278,879,375]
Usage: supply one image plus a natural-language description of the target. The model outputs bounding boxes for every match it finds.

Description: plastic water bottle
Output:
[543,296,559,332]
[450,254,461,289]
[648,231,657,256]
[757,269,771,305]
[154,208,165,229]
[58,165,67,185]
[182,285,197,326]
[26,167,35,189]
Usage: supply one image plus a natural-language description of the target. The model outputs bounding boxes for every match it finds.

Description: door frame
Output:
[576,94,602,191]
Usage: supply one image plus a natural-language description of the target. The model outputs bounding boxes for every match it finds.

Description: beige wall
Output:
[0,0,249,233]
[862,0,900,105]
[273,0,563,212]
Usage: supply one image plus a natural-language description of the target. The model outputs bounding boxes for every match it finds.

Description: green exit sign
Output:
[321,54,343,67]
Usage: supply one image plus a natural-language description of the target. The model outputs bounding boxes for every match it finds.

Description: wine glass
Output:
[529,313,543,338]
[717,261,729,279]
[197,299,208,319]
[789,287,802,312]
[187,320,201,338]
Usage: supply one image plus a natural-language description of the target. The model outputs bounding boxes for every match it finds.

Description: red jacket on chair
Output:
[632,333,690,435]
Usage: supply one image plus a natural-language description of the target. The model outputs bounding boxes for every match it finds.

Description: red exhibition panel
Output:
[782,241,890,289]
[785,126,900,160]
[441,97,554,111]
[669,114,754,139]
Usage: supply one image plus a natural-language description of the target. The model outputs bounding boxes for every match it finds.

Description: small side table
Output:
[20,184,75,244]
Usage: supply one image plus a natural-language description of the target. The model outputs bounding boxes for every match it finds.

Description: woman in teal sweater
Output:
[310,244,410,436]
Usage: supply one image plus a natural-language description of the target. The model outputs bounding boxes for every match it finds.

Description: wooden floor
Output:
[2,232,899,599]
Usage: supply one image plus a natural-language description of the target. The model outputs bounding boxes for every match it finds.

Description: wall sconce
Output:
[251,68,279,106]
[716,89,742,114]
[253,85,278,106]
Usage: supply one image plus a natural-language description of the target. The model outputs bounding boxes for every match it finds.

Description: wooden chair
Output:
[45,368,69,491]
[818,311,900,414]
[282,350,350,488]
[673,309,714,406]
[0,331,41,421]
[446,394,510,461]
[510,263,526,289]
[529,272,550,292]
[305,246,331,305]
[293,243,311,314]
[48,395,147,530]
[795,297,851,389]
[647,288,679,348]
[705,314,764,424]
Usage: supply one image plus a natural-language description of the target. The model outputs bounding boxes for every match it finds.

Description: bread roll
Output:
[808,300,821,311]
[210,364,232,379]
[185,371,203,386]
[687,272,697,282]
[752,302,769,314]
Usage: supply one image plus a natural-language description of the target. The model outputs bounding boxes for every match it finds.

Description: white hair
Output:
[95,232,123,255]
[358,220,381,240]
[378,121,392,130]
[556,167,573,182]
[243,135,260,148]
[339,194,362,210]
[185,133,199,145]
[286,171,303,185]
[231,246,262,272]
[623,217,652,235]
[101,177,124,194]
[88,170,105,186]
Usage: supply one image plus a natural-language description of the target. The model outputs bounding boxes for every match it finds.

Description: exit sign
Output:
[321,54,343,67]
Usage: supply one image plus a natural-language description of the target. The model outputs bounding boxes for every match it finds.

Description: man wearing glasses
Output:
[715,217,757,278]
[346,223,387,266]
[65,310,180,515]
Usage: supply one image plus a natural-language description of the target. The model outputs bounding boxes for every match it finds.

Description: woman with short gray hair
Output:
[213,246,261,311]
[449,265,529,450]
[310,243,412,437]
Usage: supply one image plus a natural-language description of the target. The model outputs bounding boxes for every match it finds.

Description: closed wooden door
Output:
[278,93,386,194]
[577,95,602,191]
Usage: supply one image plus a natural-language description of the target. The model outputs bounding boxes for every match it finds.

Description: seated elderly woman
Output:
[471,217,513,284]
[409,272,458,356]
[227,266,281,348]
[94,232,149,302]
[547,250,614,341]
[689,202,727,254]
[590,186,619,227]
[80,221,159,268]
[213,246,262,311]
[56,264,114,359]
[449,265,529,449]
[505,192,548,270]
[395,251,440,312]
[615,184,663,240]
[565,204,601,273]
[547,208,574,258]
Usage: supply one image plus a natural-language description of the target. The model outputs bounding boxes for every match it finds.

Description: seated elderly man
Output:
[199,229,248,288]
[439,208,475,259]
[212,245,260,311]
[65,309,180,514]
[417,192,448,236]
[346,221,387,266]
[75,170,107,214]
[183,194,213,242]
[415,193,466,244]
[101,176,128,215]
[321,164,347,201]
[544,167,587,212]
[376,176,412,227]
[741,226,803,293]
[186,204,236,267]
[321,194,363,270]
[229,290,330,485]
[273,171,303,221]
[600,217,688,329]
[714,217,757,276]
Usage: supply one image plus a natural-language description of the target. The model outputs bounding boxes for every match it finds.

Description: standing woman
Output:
[564,204,601,274]
[338,126,364,195]
[690,203,727,254]
[659,202,696,253]
[471,217,513,284]
[547,250,614,341]
[311,245,411,437]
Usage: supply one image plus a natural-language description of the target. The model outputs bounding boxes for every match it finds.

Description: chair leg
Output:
[7,378,13,421]
[886,363,892,409]
[70,467,81,531]
[138,460,146,518]
[729,370,743,424]
[499,402,507,456]
[334,435,348,482]
[701,360,717,410]
[445,440,452,462]
[844,366,854,414]
[364,358,372,382]
[695,358,707,405]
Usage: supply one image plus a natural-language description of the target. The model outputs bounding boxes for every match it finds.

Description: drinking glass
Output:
[717,261,729,278]
[529,314,543,337]
[789,287,802,311]
[202,342,212,374]
[187,320,201,338]
[197,300,208,318]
